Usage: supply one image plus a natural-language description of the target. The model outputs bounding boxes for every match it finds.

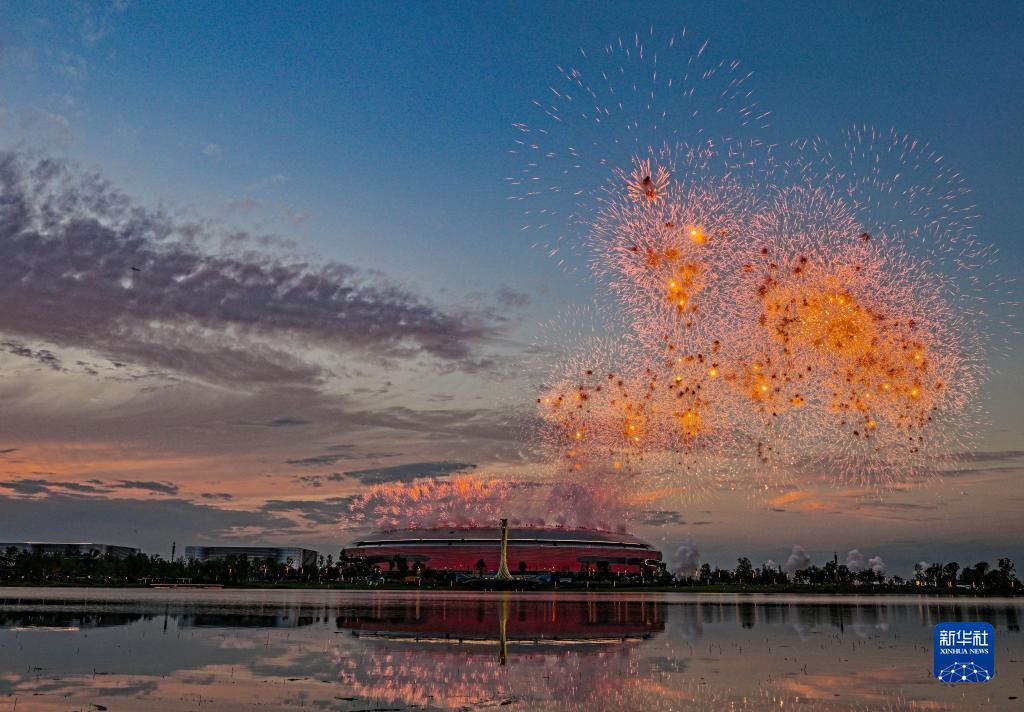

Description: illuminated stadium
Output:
[342,525,663,575]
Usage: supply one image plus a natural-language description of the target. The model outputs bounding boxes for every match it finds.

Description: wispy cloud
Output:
[0,150,507,387]
[2,340,62,370]
[112,480,180,495]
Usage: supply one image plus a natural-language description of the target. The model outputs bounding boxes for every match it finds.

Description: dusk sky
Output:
[1,2,1022,574]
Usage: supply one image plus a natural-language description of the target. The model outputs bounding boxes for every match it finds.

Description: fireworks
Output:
[346,474,522,529]
[341,32,1004,537]
[516,32,1001,495]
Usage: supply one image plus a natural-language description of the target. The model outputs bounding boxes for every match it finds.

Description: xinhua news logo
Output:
[934,622,995,682]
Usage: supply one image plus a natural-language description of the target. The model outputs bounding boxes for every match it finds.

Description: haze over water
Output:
[0,589,1021,711]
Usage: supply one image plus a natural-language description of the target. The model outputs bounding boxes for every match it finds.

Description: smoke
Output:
[764,559,778,572]
[847,549,885,574]
[783,545,811,573]
[544,477,632,532]
[673,539,701,577]
[845,549,867,572]
[868,555,886,574]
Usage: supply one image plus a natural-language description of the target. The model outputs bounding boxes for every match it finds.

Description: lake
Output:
[0,588,1020,710]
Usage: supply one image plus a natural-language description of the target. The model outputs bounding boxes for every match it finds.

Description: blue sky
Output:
[4,2,1021,291]
[0,2,1022,571]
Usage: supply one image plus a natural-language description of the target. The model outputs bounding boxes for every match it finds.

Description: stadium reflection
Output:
[337,595,665,664]
[0,591,1021,711]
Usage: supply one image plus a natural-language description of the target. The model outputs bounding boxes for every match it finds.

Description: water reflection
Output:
[0,589,1020,710]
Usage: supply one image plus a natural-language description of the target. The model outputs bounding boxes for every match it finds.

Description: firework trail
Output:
[507,27,771,274]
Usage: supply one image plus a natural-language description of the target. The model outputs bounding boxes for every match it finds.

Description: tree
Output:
[998,558,1016,588]
[699,563,712,585]
[735,557,753,583]
[475,558,487,577]
[971,561,990,589]
[823,560,838,585]
[943,562,960,588]
[924,563,944,587]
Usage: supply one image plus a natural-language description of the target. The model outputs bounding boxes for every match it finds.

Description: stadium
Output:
[342,525,662,575]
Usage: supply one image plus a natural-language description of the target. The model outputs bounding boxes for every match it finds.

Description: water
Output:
[0,588,1020,710]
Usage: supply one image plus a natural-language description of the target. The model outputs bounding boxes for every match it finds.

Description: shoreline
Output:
[0,581,1017,598]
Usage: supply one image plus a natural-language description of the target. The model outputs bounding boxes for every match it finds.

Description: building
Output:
[342,525,662,575]
[184,546,319,568]
[0,542,140,559]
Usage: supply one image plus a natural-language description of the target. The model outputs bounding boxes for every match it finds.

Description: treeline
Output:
[0,548,379,586]
[677,556,1018,592]
[1,546,1018,591]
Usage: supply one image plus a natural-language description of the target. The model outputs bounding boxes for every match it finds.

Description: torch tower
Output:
[494,518,514,580]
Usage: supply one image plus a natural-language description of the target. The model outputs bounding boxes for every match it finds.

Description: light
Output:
[708,367,719,377]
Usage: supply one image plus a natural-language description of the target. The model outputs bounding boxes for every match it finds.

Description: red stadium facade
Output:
[342,525,663,575]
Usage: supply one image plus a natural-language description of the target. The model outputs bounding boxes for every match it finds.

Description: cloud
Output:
[0,478,106,496]
[868,555,886,574]
[642,510,685,526]
[260,497,355,527]
[291,462,476,488]
[266,417,309,427]
[0,493,300,553]
[783,545,811,573]
[201,143,223,161]
[112,480,180,495]
[200,492,233,501]
[944,450,1024,464]
[341,461,475,484]
[286,454,357,467]
[0,477,180,497]
[0,150,506,386]
[0,479,55,495]
[495,285,531,309]
[2,340,62,370]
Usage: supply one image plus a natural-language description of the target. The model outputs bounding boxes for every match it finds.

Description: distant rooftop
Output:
[0,542,140,559]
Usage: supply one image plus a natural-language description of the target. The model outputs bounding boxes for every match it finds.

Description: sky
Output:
[0,1,1022,575]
